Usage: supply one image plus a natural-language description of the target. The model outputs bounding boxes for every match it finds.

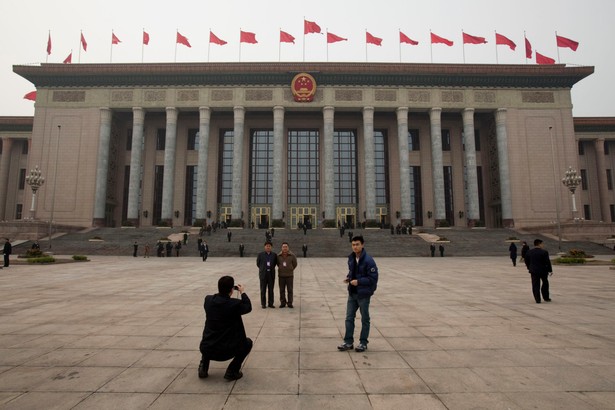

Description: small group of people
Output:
[198,235,379,381]
[197,238,209,261]
[429,243,445,257]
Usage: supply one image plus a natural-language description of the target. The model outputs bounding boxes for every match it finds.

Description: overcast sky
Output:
[1,0,612,117]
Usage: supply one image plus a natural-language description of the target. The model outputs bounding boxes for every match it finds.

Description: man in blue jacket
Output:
[338,235,378,353]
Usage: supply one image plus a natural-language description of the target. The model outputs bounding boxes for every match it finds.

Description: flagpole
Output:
[302,17,305,62]
[46,30,50,63]
[365,29,368,62]
[78,30,82,63]
[326,30,329,62]
[429,30,433,63]
[110,30,113,63]
[207,29,211,63]
[524,31,528,64]
[174,29,178,63]
[142,28,145,63]
[462,30,466,64]
[555,31,561,63]
[239,29,242,62]
[495,30,499,64]
[279,28,282,62]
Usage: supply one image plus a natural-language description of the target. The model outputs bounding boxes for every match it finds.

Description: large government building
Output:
[2,61,613,231]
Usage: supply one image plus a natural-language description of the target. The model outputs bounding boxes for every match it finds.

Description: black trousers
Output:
[531,272,550,302]
[278,276,294,306]
[201,338,253,374]
[260,271,275,306]
[3,254,8,267]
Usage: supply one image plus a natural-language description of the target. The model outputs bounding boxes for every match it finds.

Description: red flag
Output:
[63,52,72,64]
[431,32,453,46]
[525,37,532,59]
[143,30,150,45]
[240,30,258,44]
[46,32,52,55]
[280,30,295,44]
[366,32,382,46]
[536,52,555,65]
[176,31,191,47]
[80,32,88,51]
[304,20,321,35]
[111,32,121,45]
[210,31,227,45]
[327,32,347,44]
[495,33,516,50]
[400,31,418,45]
[23,91,37,101]
[462,32,487,45]
[556,34,579,51]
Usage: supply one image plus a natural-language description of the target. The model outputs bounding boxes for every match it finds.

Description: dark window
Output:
[0,139,3,154]
[153,165,164,224]
[187,128,199,151]
[18,169,26,189]
[250,130,274,204]
[156,128,166,150]
[22,141,28,155]
[474,130,481,151]
[15,204,23,220]
[410,166,422,226]
[122,166,130,222]
[608,169,613,190]
[605,141,610,155]
[441,129,451,151]
[333,130,358,204]
[288,130,319,204]
[408,129,420,151]
[610,204,615,223]
[374,130,389,205]
[218,130,234,205]
[580,169,588,190]
[126,129,133,151]
[477,166,485,222]
[184,166,197,225]
[578,141,585,155]
[443,166,454,225]
[584,204,591,220]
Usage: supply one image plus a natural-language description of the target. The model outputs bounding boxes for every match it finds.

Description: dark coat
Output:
[199,293,252,360]
[3,241,12,255]
[256,251,278,277]
[346,249,378,299]
[509,243,517,258]
[524,247,552,275]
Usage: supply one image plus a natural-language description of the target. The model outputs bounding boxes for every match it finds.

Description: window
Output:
[18,169,26,190]
[374,130,389,205]
[580,169,588,190]
[218,130,234,204]
[578,141,585,155]
[156,128,166,150]
[15,204,23,220]
[474,130,481,151]
[608,169,613,190]
[288,130,319,204]
[605,141,610,155]
[410,166,422,226]
[408,129,420,151]
[22,141,28,155]
[126,129,132,151]
[443,166,454,224]
[584,204,591,220]
[184,166,197,225]
[441,129,451,151]
[333,130,358,204]
[187,128,199,150]
[249,130,273,204]
[610,204,615,223]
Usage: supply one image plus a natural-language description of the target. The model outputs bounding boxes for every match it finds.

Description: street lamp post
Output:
[48,125,61,250]
[562,166,582,218]
[25,166,45,219]
[548,126,562,252]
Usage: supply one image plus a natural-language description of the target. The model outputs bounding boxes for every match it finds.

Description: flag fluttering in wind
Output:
[280,30,295,44]
[23,91,37,101]
[431,32,453,46]
[240,30,258,44]
[143,30,150,45]
[327,32,347,44]
[210,31,227,45]
[525,37,533,59]
[366,32,382,46]
[111,32,121,45]
[462,32,487,44]
[46,32,52,55]
[304,20,321,34]
[63,52,72,64]
[80,33,88,51]
[176,31,191,47]
[556,34,579,51]
[495,33,516,50]
[400,31,418,45]
[536,52,555,65]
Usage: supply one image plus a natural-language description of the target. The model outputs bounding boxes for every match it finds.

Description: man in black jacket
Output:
[524,239,553,303]
[256,241,277,308]
[198,276,253,381]
[3,238,11,267]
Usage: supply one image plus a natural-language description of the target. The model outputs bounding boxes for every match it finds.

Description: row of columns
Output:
[92,105,512,226]
[0,137,12,220]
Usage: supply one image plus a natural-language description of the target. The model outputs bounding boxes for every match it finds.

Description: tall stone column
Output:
[126,107,145,223]
[272,106,284,221]
[495,109,513,227]
[161,107,178,223]
[196,106,211,221]
[462,108,480,224]
[594,138,610,221]
[429,107,445,221]
[396,107,412,221]
[323,106,335,221]
[93,107,112,226]
[231,106,245,221]
[363,107,376,221]
[0,137,12,220]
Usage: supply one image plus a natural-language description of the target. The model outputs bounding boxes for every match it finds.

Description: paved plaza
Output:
[0,254,614,409]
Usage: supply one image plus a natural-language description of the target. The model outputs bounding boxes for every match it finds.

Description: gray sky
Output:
[1,0,612,117]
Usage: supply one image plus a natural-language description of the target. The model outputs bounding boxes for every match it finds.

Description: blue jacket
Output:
[346,249,378,298]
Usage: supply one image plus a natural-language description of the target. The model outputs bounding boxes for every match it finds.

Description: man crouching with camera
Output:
[198,276,252,381]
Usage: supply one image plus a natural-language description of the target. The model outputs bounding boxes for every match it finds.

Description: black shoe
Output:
[224,370,243,381]
[198,361,209,379]
[536,301,541,304]
[544,298,552,302]
[261,305,266,309]
[268,305,275,308]
[279,304,286,308]
[337,343,353,351]
[288,304,293,308]
[355,344,367,352]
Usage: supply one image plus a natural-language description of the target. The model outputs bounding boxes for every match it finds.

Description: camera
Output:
[233,285,239,290]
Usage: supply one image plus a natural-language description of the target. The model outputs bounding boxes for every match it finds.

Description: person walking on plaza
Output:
[302,243,308,258]
[198,276,253,381]
[239,243,245,257]
[277,242,298,308]
[143,243,150,258]
[509,242,518,266]
[256,241,277,308]
[175,241,182,257]
[439,244,445,257]
[3,238,12,268]
[338,235,378,353]
[133,241,138,257]
[201,241,209,261]
[165,241,172,257]
[227,230,232,242]
[520,241,530,262]
[430,243,435,257]
[524,239,553,303]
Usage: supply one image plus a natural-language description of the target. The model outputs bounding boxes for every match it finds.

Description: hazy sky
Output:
[2,0,612,117]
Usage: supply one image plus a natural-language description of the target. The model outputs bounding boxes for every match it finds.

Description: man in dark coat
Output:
[198,276,252,381]
[256,241,277,308]
[3,238,12,267]
[524,239,553,303]
[509,242,518,266]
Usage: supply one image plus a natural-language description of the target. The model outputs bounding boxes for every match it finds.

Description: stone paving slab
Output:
[0,255,614,409]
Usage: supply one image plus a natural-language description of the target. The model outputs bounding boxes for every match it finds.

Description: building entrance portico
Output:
[337,206,356,229]
[290,206,317,230]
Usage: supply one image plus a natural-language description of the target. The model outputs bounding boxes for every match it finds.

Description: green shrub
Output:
[271,219,285,228]
[322,219,336,228]
[556,257,586,264]
[193,219,206,227]
[567,248,589,258]
[72,255,88,261]
[364,219,380,228]
[436,219,450,227]
[24,249,44,258]
[27,256,56,264]
[229,218,244,227]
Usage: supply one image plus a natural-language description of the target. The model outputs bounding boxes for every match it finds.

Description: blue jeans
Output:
[344,293,371,345]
